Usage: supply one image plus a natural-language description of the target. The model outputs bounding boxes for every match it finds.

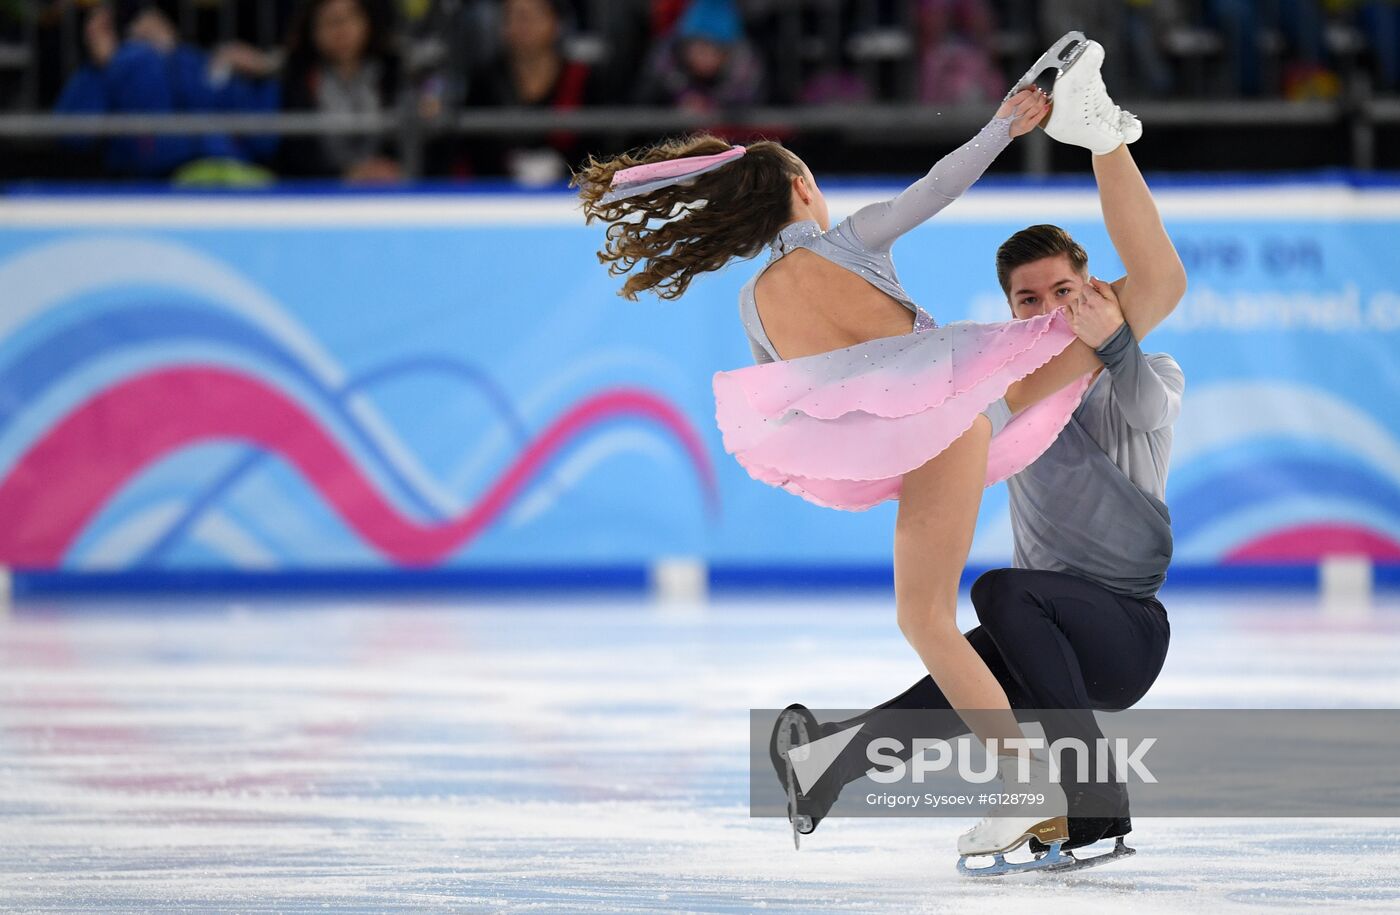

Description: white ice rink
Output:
[1,587,1398,913]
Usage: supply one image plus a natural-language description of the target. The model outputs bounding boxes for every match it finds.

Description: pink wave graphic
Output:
[0,366,719,567]
[1226,523,1400,562]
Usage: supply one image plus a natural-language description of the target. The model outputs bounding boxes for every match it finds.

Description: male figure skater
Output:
[771,123,1187,870]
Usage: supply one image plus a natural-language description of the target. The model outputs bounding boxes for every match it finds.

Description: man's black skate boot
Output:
[1028,815,1135,872]
[768,703,842,849]
[1029,814,1131,853]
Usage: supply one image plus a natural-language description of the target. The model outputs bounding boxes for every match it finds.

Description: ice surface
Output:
[0,588,1397,913]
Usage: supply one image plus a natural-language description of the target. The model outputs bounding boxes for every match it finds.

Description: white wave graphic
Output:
[0,235,462,514]
[1178,496,1400,561]
[190,512,279,568]
[75,499,279,569]
[507,428,675,528]
[74,501,186,569]
[448,346,683,492]
[1173,381,1400,487]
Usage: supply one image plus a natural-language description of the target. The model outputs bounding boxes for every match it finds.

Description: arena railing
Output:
[1,98,1396,176]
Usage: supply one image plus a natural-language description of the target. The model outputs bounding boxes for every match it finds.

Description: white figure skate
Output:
[957,754,1070,877]
[1038,36,1142,155]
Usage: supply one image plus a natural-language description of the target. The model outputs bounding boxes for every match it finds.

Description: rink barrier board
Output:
[9,562,1399,599]
[3,177,1399,581]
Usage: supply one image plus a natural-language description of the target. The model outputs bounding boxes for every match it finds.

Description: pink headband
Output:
[599,145,747,204]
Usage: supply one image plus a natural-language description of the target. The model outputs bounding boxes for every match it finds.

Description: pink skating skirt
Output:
[711,309,1094,511]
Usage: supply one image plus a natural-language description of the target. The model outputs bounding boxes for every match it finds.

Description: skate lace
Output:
[1081,74,1134,133]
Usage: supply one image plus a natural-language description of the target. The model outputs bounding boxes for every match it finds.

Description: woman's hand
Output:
[1062,275,1126,349]
[996,87,1050,139]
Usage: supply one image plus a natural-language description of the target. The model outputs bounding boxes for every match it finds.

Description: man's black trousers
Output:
[826,568,1171,816]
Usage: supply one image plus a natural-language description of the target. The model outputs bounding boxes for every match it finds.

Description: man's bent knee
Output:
[970,569,1008,608]
[971,568,1039,629]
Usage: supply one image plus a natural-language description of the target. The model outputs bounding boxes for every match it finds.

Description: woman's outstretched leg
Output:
[1004,336,1101,414]
[897,414,1070,862]
[894,413,1022,747]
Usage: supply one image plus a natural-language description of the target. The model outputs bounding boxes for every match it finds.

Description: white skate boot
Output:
[1039,37,1142,156]
[956,754,1070,877]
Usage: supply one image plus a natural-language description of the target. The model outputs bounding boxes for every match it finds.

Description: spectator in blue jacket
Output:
[53,1,279,179]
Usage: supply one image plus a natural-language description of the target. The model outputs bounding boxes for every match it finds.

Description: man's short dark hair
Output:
[995,225,1089,296]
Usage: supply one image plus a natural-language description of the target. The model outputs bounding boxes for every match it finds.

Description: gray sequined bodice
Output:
[738,113,1014,365]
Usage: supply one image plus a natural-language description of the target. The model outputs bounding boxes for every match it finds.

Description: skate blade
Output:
[958,838,1068,877]
[775,711,815,849]
[1040,837,1137,875]
[956,816,1069,878]
[782,757,812,850]
[1005,29,1088,100]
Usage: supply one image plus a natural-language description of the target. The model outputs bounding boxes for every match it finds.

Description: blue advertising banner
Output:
[0,182,1396,579]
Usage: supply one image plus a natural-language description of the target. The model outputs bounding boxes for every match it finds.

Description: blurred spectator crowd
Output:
[1,0,1398,183]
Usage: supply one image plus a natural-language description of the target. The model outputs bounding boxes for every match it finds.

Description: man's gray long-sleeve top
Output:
[986,321,1184,599]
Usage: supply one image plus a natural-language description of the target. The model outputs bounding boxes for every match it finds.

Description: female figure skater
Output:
[573,34,1140,872]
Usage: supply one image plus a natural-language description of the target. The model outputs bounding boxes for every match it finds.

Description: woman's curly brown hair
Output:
[570,132,803,301]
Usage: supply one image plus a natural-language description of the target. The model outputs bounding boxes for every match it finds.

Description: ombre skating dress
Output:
[711,114,1094,511]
